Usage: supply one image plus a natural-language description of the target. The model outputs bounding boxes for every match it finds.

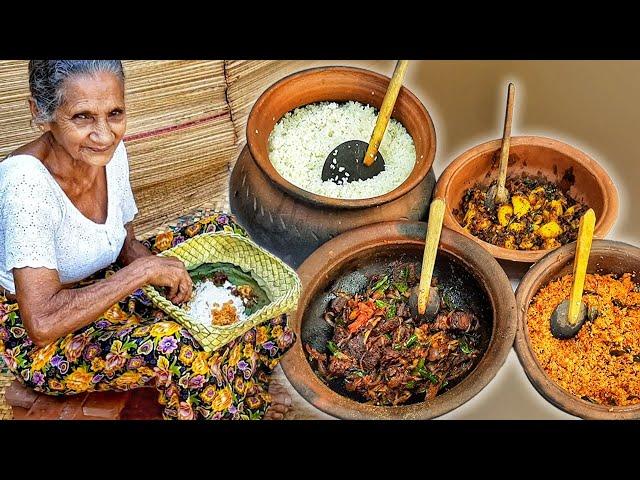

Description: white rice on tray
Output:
[184,280,247,326]
[268,101,416,199]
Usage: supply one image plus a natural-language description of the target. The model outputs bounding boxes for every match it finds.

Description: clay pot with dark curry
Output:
[280,221,517,419]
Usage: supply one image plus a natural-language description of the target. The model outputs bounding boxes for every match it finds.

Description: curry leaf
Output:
[372,275,389,292]
[394,281,409,293]
[459,339,473,354]
[385,304,397,319]
[375,300,387,309]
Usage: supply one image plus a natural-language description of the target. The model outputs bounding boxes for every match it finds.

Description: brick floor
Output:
[6,380,163,420]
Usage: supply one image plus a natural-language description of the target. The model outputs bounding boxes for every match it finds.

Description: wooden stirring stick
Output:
[550,208,596,339]
[363,60,409,167]
[493,83,516,205]
[568,208,596,325]
[418,198,446,315]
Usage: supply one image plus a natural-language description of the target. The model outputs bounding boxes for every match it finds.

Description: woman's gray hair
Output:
[28,60,125,124]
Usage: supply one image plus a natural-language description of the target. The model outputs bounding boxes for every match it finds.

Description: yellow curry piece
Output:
[456,174,588,251]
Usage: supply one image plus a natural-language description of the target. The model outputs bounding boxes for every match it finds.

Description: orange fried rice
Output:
[527,273,640,406]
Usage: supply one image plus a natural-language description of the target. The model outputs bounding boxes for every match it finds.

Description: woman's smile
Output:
[85,145,113,153]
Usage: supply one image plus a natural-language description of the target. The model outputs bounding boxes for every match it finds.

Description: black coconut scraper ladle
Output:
[321,60,409,184]
[550,208,596,339]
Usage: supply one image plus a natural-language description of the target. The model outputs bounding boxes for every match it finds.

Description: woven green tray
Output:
[142,232,301,352]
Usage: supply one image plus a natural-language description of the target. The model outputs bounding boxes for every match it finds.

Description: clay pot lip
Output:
[280,220,517,420]
[246,65,436,210]
[514,239,640,419]
[433,135,619,263]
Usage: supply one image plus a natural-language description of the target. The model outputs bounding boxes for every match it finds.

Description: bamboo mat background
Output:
[0,370,11,420]
[0,60,308,236]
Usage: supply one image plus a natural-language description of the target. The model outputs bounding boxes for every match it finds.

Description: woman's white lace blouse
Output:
[0,141,138,294]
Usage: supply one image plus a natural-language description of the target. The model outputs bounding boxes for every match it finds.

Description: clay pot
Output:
[515,240,640,419]
[434,136,619,263]
[229,66,436,268]
[280,221,517,419]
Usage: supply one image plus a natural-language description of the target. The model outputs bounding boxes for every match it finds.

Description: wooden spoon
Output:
[550,208,596,339]
[408,198,446,318]
[485,83,516,210]
[321,60,409,184]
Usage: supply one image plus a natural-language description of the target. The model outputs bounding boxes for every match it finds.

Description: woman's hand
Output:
[13,254,193,347]
[135,256,193,305]
[118,223,193,304]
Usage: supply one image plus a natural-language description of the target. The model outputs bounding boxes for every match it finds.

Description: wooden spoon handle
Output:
[495,83,516,203]
[418,198,446,315]
[568,208,596,325]
[363,60,409,167]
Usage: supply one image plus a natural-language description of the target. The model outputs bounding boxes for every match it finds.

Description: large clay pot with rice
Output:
[434,136,619,263]
[280,221,517,420]
[229,66,436,268]
[515,240,640,419]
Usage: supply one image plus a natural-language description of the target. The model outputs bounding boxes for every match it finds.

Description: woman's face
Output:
[45,71,126,167]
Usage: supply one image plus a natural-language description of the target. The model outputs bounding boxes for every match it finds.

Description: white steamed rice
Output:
[185,280,247,326]
[267,101,416,199]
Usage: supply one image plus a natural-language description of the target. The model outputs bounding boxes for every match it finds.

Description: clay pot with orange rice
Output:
[515,239,640,419]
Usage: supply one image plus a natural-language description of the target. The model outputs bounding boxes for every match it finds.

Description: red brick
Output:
[121,387,164,420]
[58,393,89,420]
[82,390,131,419]
[5,381,39,410]
[26,394,67,420]
[10,406,30,420]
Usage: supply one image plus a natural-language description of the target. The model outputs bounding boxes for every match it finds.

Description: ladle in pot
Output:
[408,198,445,319]
[485,82,515,210]
[550,208,596,339]
[321,60,409,184]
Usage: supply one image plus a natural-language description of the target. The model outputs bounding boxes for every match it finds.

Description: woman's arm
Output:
[13,255,193,347]
[117,223,153,265]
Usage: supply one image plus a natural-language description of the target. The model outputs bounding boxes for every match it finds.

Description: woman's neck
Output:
[40,132,103,195]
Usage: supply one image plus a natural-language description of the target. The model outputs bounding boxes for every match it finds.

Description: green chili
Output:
[372,275,389,293]
[404,334,418,348]
[418,367,439,384]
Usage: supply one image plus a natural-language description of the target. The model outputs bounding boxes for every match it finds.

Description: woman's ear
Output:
[28,97,49,132]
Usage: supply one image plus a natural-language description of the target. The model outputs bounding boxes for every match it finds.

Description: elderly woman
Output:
[0,60,295,420]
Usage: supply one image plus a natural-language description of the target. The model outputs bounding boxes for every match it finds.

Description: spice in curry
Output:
[456,174,588,250]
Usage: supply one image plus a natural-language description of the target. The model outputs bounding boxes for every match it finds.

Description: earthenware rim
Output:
[246,66,436,210]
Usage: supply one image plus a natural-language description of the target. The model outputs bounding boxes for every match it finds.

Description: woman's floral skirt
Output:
[0,212,296,420]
